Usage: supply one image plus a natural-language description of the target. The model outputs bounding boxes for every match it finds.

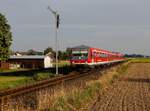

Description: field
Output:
[130,58,150,63]
[89,63,150,111]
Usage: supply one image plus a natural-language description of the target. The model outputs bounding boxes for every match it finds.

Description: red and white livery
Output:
[70,45,124,66]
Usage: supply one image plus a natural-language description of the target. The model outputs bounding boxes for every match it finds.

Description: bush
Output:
[33,73,55,81]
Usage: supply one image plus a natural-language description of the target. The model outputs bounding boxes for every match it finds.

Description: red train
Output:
[69,45,124,66]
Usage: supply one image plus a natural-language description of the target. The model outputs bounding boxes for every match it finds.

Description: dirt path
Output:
[89,63,150,111]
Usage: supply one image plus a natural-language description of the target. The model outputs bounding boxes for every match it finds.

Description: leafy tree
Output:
[44,47,71,60]
[57,50,70,60]
[44,47,54,55]
[58,50,62,60]
[0,13,12,61]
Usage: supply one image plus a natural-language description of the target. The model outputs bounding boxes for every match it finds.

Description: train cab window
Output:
[71,50,88,60]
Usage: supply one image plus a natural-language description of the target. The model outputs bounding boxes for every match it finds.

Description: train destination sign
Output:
[72,50,88,54]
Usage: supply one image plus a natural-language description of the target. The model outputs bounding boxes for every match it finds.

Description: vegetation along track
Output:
[0,72,87,97]
[0,62,123,111]
[0,63,112,97]
[89,63,150,111]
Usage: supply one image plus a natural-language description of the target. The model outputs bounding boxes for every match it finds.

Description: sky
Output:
[0,0,150,55]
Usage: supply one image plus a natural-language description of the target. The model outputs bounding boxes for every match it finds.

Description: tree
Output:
[26,49,43,55]
[44,47,54,55]
[58,50,63,60]
[0,13,12,61]
[27,49,37,55]
[58,51,68,60]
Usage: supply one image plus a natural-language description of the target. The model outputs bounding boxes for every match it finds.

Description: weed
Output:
[33,73,55,81]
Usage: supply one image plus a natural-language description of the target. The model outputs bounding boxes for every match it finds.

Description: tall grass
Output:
[48,82,101,111]
[42,62,130,111]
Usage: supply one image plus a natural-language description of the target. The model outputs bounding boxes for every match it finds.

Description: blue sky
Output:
[0,0,150,55]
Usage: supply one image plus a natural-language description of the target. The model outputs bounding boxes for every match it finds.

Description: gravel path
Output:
[89,63,150,111]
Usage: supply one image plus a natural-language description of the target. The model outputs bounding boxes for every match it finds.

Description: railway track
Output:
[0,68,96,98]
[0,62,125,111]
[0,61,124,98]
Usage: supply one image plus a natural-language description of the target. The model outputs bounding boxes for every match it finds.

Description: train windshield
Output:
[71,50,88,60]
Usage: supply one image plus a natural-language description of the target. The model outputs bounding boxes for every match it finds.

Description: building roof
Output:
[10,55,45,59]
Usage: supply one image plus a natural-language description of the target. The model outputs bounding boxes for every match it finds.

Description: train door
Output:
[93,51,97,63]
[91,50,96,64]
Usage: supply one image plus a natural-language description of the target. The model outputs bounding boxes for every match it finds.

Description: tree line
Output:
[124,54,150,58]
[11,47,71,60]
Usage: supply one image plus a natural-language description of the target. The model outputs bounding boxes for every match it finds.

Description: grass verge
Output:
[41,62,130,111]
[0,76,30,90]
[0,72,55,90]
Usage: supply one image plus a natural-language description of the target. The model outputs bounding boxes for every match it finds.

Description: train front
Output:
[69,45,91,65]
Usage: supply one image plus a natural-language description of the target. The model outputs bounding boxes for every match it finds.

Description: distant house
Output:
[0,54,54,69]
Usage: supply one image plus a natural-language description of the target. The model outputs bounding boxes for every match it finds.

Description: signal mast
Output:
[47,6,60,75]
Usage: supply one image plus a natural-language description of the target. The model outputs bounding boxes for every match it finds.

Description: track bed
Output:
[89,63,150,111]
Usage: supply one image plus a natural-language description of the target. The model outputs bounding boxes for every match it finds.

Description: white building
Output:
[44,52,54,68]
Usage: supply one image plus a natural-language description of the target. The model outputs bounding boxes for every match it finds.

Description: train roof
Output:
[70,45,123,56]
[70,45,90,50]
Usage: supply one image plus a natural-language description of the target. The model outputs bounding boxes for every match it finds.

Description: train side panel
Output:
[70,46,124,66]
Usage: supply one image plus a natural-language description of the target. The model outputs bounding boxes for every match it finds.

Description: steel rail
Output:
[0,61,126,98]
[0,71,90,98]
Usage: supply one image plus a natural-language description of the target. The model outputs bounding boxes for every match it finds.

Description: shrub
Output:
[33,73,55,81]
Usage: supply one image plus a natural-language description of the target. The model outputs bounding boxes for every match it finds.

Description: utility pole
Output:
[47,6,60,75]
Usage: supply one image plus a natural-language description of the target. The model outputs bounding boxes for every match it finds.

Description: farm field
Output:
[130,58,150,63]
[89,63,150,111]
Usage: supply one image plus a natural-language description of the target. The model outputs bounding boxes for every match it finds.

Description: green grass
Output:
[53,60,70,67]
[33,72,55,81]
[0,72,55,90]
[0,68,27,72]
[0,61,69,90]
[130,58,150,63]
[0,76,31,90]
